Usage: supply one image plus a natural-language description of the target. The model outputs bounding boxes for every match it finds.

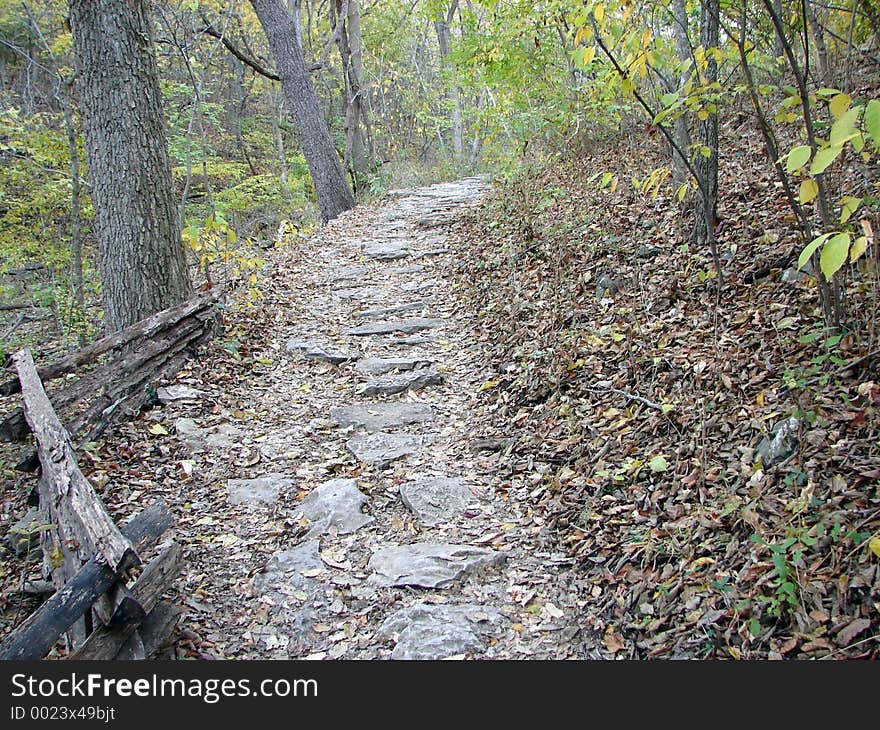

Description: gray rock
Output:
[756,416,800,468]
[330,266,368,282]
[226,473,292,506]
[596,273,626,299]
[157,384,204,404]
[781,267,808,283]
[362,240,410,260]
[388,264,425,275]
[254,540,323,595]
[330,402,435,431]
[399,477,473,526]
[346,317,445,336]
[400,281,436,293]
[346,432,427,465]
[377,604,506,660]
[334,287,386,301]
[299,478,373,538]
[397,335,434,346]
[357,367,443,397]
[415,249,449,258]
[354,356,434,376]
[6,507,46,559]
[286,339,358,365]
[353,302,425,319]
[174,417,205,452]
[205,424,243,449]
[368,544,505,588]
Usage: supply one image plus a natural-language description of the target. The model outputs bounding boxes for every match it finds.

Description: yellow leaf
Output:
[479,380,500,392]
[799,179,818,204]
[756,390,765,407]
[869,536,880,558]
[829,92,851,120]
[582,46,596,65]
[149,423,169,436]
[850,236,868,263]
[594,3,605,22]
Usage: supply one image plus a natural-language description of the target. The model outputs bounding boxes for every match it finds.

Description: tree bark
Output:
[435,3,464,162]
[249,0,355,222]
[671,0,693,189]
[694,0,719,248]
[69,0,192,333]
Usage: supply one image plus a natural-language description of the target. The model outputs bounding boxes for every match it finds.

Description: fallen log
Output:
[0,501,174,661]
[71,542,184,660]
[13,349,135,574]
[0,289,222,396]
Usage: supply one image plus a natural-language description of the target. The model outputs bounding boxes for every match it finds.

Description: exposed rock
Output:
[174,417,205,452]
[362,240,410,260]
[353,302,425,319]
[468,438,512,453]
[596,273,626,299]
[226,473,291,506]
[346,432,427,465]
[346,317,445,337]
[388,264,425,275]
[329,266,368,282]
[253,540,323,595]
[416,249,449,258]
[299,478,373,538]
[400,281,436,293]
[354,356,434,376]
[6,507,45,559]
[206,424,243,449]
[756,416,800,468]
[399,477,472,526]
[396,335,434,346]
[781,267,808,283]
[157,384,204,404]
[376,604,507,660]
[333,287,386,301]
[357,367,443,397]
[286,339,358,365]
[330,402,435,431]
[368,543,505,588]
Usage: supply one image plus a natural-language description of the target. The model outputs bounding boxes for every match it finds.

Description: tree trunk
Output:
[249,0,355,222]
[694,0,719,248]
[434,3,464,162]
[337,0,374,187]
[69,0,191,333]
[671,0,693,190]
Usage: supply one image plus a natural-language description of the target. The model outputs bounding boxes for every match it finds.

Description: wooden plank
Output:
[13,349,135,573]
[71,542,184,660]
[0,501,173,660]
[0,289,221,396]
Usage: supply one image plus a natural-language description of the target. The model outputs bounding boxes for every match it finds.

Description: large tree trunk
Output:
[69,0,191,333]
[249,0,355,222]
[434,3,464,162]
[694,0,719,248]
[671,0,693,189]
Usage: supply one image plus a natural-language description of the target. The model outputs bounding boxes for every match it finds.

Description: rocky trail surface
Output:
[140,179,601,659]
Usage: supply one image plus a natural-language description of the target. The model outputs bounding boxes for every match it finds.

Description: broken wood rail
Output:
[0,288,222,470]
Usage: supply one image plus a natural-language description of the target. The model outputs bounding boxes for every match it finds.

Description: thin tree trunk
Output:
[69,0,191,333]
[249,0,355,222]
[435,3,464,162]
[672,0,693,189]
[694,0,719,248]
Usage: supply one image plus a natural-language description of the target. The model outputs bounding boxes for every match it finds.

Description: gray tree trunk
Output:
[69,0,191,333]
[694,0,719,247]
[249,0,355,222]
[434,3,464,162]
[671,0,693,189]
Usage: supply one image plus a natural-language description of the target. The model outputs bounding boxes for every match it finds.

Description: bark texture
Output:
[69,0,191,332]
[250,0,355,221]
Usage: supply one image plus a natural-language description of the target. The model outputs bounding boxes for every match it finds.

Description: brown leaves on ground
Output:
[449,124,880,659]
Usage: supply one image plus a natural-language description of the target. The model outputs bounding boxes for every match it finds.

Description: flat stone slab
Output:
[157,384,204,404]
[354,356,434,376]
[399,477,472,526]
[299,478,373,538]
[226,473,292,506]
[388,264,425,274]
[254,540,323,595]
[346,318,445,336]
[357,367,442,397]
[175,417,205,452]
[377,604,506,660]
[362,240,410,260]
[286,339,357,365]
[368,544,505,588]
[346,432,427,465]
[353,302,425,319]
[330,402,435,431]
[334,287,386,301]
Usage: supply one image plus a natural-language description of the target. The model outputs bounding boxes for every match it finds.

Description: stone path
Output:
[162,178,601,659]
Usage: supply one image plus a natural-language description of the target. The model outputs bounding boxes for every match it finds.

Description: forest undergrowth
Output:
[451,117,880,659]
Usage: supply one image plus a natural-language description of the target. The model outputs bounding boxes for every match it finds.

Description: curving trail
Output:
[160,179,600,659]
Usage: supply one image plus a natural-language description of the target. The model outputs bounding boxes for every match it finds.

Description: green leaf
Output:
[648,455,668,472]
[785,145,811,173]
[829,108,861,146]
[819,232,851,279]
[828,92,851,119]
[850,235,868,263]
[864,100,880,150]
[839,196,862,224]
[798,232,832,269]
[699,146,712,158]
[799,179,818,204]
[749,617,762,637]
[809,145,842,175]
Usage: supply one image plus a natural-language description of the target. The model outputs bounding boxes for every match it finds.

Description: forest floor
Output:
[1,121,879,660]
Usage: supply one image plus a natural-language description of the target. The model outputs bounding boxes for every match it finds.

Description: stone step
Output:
[368,543,505,588]
[399,477,473,526]
[354,356,435,376]
[345,431,432,465]
[286,339,358,365]
[331,402,435,431]
[346,317,444,336]
[298,478,373,538]
[356,367,443,397]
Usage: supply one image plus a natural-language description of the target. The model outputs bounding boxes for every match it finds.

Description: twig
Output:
[586,385,666,411]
